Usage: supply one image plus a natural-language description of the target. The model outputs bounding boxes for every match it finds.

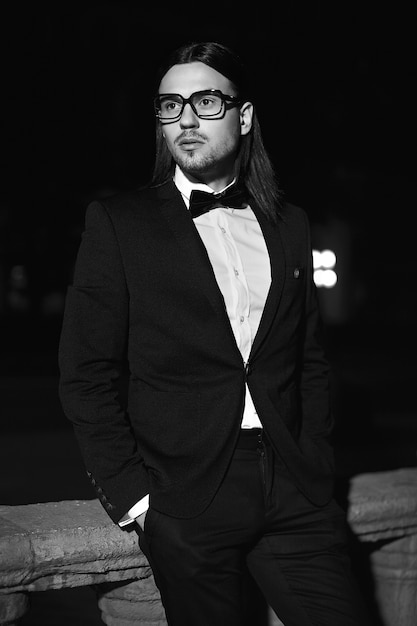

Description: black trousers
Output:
[138,430,370,626]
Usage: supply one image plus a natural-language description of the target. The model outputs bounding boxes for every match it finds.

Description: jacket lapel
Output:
[156,181,287,360]
[156,181,235,326]
[249,202,286,359]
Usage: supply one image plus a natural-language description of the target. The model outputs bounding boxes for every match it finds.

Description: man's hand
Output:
[135,510,147,531]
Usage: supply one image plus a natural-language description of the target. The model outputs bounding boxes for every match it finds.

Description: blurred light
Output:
[312,249,336,269]
[314,269,337,288]
[312,249,322,269]
[10,265,28,289]
[312,249,337,288]
[321,249,336,269]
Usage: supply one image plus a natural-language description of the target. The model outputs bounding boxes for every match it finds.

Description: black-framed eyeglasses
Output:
[154,89,242,123]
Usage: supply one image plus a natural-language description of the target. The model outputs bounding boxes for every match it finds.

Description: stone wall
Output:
[1,468,416,625]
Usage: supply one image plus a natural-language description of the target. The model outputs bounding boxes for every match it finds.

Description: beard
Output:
[172,139,238,181]
[174,149,218,177]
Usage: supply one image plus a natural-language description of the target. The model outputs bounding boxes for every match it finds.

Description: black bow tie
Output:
[189,185,248,219]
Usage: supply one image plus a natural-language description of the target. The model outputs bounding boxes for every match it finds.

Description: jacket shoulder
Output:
[98,182,171,216]
[280,201,309,224]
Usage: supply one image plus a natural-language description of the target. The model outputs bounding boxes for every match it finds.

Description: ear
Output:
[239,101,253,136]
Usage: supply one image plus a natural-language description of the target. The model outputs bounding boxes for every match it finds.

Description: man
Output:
[59,41,369,625]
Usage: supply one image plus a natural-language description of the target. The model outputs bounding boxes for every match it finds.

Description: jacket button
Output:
[293,267,300,278]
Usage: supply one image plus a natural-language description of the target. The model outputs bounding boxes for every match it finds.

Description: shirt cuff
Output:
[118,494,150,527]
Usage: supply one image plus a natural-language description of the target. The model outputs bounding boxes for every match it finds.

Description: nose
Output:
[179,102,199,128]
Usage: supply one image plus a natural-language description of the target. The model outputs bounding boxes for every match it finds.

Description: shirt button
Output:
[234,268,239,276]
[240,316,245,323]
[220,227,226,234]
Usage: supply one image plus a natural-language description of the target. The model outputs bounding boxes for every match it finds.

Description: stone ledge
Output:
[1,467,416,594]
[347,467,417,541]
[0,500,148,593]
[1,467,417,626]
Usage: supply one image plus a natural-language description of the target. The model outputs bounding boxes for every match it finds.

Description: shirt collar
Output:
[173,165,236,209]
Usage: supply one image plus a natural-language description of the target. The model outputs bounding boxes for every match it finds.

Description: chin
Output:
[178,155,211,177]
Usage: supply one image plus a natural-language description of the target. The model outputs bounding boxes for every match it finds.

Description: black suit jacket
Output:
[58,180,335,523]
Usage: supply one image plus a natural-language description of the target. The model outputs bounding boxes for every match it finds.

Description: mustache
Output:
[175,131,207,145]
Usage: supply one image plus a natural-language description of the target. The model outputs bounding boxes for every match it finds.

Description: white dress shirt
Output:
[120,166,271,524]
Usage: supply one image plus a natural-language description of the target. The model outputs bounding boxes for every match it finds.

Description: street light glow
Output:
[312,249,337,288]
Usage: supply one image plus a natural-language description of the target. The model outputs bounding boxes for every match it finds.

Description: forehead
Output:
[158,62,234,96]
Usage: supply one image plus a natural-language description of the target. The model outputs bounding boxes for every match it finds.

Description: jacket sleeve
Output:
[58,201,150,523]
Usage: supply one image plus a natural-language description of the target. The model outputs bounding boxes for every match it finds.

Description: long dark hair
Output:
[151,41,283,221]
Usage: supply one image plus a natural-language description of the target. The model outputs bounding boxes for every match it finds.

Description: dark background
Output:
[1,2,416,508]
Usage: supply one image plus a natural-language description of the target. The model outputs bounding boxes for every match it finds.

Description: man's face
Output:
[158,62,252,188]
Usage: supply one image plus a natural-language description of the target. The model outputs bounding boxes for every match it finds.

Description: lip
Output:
[179,141,203,150]
[177,137,204,147]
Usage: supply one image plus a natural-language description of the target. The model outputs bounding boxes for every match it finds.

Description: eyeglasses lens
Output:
[156,92,224,120]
